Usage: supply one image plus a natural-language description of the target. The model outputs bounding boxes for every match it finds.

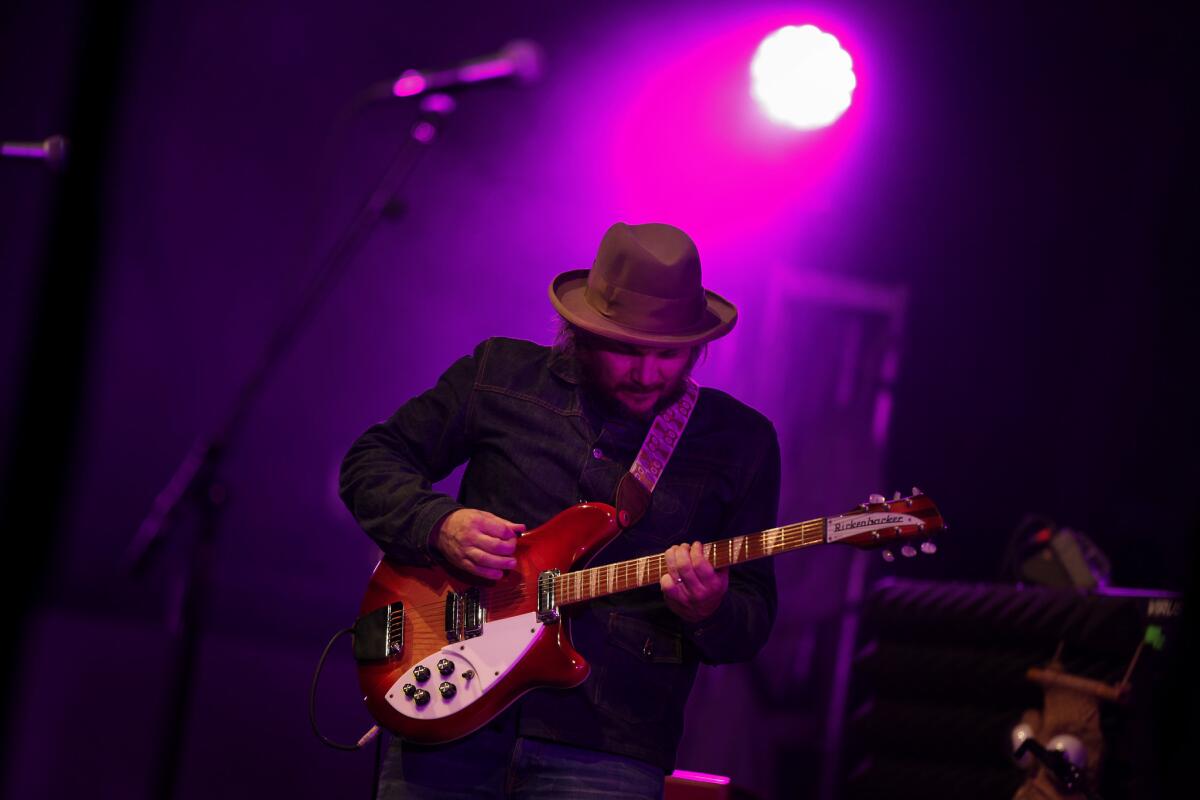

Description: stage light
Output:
[751,25,856,130]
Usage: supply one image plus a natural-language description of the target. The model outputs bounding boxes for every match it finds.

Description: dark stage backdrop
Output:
[1,1,1194,798]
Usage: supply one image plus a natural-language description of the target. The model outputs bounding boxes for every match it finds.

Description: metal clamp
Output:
[462,588,484,638]
[444,591,462,643]
[537,569,561,624]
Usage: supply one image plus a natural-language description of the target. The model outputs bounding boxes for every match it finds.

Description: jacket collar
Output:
[547,346,582,385]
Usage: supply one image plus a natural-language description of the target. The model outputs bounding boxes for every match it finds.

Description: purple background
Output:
[1,1,1194,797]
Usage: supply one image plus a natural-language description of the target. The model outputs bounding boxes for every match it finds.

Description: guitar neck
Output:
[554,517,827,606]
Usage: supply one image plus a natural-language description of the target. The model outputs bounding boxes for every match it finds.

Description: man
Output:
[340,222,781,799]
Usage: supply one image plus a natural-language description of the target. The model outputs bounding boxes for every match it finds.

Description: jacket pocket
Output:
[591,612,692,724]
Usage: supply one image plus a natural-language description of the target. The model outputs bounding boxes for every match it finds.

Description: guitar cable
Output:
[310,626,380,751]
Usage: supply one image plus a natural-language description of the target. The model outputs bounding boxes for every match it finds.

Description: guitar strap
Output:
[613,377,700,529]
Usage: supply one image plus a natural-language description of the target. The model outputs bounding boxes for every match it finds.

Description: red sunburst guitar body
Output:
[354,491,944,745]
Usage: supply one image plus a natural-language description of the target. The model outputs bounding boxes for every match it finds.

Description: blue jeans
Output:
[376,718,665,799]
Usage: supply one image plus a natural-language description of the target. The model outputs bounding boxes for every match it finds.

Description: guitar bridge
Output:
[352,603,404,661]
[537,569,561,624]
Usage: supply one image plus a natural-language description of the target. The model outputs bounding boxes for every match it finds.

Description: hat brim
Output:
[549,269,737,347]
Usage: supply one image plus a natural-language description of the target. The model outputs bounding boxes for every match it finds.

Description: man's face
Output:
[579,337,697,420]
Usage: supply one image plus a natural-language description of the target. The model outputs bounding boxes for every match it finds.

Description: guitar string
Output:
[401,529,829,623]
[554,525,827,606]
[399,525,832,646]
[398,521,828,617]
[391,512,935,654]
[397,522,825,615]
[388,519,829,620]
[551,506,935,605]
[400,527,830,649]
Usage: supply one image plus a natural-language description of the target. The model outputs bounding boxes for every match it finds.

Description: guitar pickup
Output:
[353,603,404,661]
[444,588,484,642]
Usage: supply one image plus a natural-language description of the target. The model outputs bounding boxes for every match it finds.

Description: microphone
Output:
[2,134,68,170]
[390,40,543,97]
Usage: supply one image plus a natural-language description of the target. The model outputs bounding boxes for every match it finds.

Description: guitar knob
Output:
[413,664,431,682]
[868,493,885,504]
[438,681,457,699]
[437,658,455,676]
[920,540,938,555]
[900,544,917,558]
[881,549,895,562]
[401,683,416,698]
[412,689,431,706]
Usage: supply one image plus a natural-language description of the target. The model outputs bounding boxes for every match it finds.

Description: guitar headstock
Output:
[825,488,946,560]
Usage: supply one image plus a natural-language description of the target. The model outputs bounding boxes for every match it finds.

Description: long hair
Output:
[552,317,707,370]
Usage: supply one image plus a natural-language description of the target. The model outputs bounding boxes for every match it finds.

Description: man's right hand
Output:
[429,508,525,580]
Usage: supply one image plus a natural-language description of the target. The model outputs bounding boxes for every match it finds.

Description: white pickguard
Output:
[384,612,542,720]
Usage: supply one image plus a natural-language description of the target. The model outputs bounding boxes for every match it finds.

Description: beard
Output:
[575,352,692,423]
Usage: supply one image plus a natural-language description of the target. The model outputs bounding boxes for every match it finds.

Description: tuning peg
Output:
[868,493,885,504]
[920,540,938,555]
[900,544,917,558]
[892,490,902,501]
[881,549,895,562]
[911,486,923,496]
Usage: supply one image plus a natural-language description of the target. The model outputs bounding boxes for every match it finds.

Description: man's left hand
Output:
[660,540,729,623]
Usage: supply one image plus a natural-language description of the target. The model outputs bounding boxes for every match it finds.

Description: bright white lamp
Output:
[751,25,856,130]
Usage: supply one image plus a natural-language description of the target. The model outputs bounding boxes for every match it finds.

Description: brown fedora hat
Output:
[548,222,738,347]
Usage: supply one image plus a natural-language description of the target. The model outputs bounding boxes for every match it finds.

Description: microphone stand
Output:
[125,95,456,800]
[1,134,69,170]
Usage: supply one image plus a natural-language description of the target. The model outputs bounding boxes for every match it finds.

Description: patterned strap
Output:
[614,378,700,528]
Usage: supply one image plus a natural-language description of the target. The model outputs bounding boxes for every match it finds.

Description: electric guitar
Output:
[354,490,945,744]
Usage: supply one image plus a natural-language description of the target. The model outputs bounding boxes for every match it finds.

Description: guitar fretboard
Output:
[554,517,827,605]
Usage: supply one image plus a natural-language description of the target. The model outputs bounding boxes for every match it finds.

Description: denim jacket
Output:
[339,337,780,771]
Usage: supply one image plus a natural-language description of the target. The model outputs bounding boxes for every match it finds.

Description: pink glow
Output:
[459,61,510,83]
[411,121,437,144]
[392,70,426,97]
[670,769,732,785]
[599,10,871,251]
[419,93,456,114]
